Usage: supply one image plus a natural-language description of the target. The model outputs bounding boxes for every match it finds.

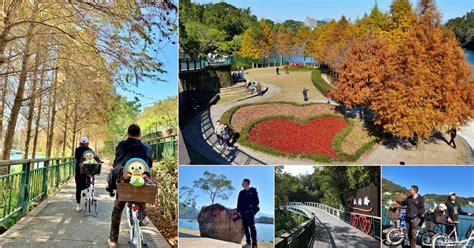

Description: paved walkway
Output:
[459,119,474,154]
[179,229,273,248]
[288,204,379,248]
[0,163,169,248]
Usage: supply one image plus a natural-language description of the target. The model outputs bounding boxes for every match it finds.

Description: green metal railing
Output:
[0,157,75,223]
[275,216,316,248]
[144,133,177,161]
[303,202,381,240]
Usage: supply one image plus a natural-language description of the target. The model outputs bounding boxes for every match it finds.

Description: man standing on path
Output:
[447,128,457,148]
[237,178,260,248]
[445,192,473,237]
[108,124,154,248]
[256,82,262,96]
[303,87,309,102]
[276,67,279,75]
[394,185,425,248]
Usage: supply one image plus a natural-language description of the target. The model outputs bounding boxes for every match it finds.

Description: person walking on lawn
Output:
[237,178,260,248]
[303,87,309,102]
[447,128,457,149]
[326,90,332,104]
[276,67,280,75]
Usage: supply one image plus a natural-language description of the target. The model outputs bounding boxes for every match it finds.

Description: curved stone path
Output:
[288,204,380,247]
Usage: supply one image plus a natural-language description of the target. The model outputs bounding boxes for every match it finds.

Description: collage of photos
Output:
[0,0,472,248]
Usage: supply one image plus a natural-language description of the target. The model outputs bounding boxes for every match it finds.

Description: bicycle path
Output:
[0,162,169,248]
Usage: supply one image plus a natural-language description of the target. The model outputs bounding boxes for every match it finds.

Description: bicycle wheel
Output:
[135,221,142,248]
[421,230,436,246]
[387,227,405,246]
[84,199,89,216]
[431,233,449,248]
[93,199,98,217]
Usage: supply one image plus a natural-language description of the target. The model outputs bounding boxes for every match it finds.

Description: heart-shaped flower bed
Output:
[247,116,348,158]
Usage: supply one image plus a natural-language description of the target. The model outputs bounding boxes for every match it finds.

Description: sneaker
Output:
[242,244,251,248]
[75,206,82,212]
[108,239,117,248]
[139,218,149,226]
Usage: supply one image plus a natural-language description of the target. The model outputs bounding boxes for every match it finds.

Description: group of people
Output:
[214,120,235,151]
[247,81,264,96]
[275,66,289,75]
[390,185,473,247]
[301,88,332,103]
[74,124,153,247]
[232,71,246,83]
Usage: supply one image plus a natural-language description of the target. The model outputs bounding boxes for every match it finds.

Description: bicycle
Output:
[385,208,433,246]
[80,161,102,217]
[431,223,474,248]
[126,202,147,248]
[114,158,157,248]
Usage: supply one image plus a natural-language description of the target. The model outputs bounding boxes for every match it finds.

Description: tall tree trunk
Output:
[0,48,12,156]
[23,50,41,159]
[70,101,78,156]
[280,55,283,66]
[32,54,48,159]
[2,21,35,160]
[45,68,58,158]
[61,97,70,157]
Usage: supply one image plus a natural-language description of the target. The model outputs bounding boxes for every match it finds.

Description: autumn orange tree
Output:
[274,26,293,66]
[335,0,473,147]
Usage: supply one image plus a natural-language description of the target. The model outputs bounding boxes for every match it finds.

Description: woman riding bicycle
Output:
[74,137,102,212]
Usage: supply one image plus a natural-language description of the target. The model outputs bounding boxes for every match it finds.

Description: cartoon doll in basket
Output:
[123,158,153,187]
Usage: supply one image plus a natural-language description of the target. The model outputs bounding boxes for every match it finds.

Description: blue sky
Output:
[383,166,474,197]
[195,0,473,23]
[179,166,275,216]
[116,11,178,107]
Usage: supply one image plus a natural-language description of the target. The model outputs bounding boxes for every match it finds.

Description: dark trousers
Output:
[109,197,146,242]
[448,137,456,148]
[74,174,88,204]
[242,212,257,246]
[407,218,420,248]
[216,134,223,145]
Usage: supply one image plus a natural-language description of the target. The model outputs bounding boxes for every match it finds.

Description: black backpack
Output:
[106,151,133,191]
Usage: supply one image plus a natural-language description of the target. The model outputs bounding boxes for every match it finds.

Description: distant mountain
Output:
[382,178,474,206]
[255,216,273,224]
[179,203,200,219]
[179,203,275,223]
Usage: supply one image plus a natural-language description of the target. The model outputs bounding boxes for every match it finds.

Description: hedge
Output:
[311,69,333,95]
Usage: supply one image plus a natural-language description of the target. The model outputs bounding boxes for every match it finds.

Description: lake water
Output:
[465,49,474,65]
[179,218,274,243]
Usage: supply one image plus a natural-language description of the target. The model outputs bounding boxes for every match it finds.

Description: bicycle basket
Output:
[116,182,157,203]
[387,208,401,220]
[80,163,101,175]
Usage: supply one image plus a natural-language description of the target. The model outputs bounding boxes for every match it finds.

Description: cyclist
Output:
[445,192,473,237]
[74,137,101,212]
[108,124,153,248]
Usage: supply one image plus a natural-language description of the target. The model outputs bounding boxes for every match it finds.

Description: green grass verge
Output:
[311,68,333,95]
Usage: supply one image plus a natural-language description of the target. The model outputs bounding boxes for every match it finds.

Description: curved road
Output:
[289,205,380,248]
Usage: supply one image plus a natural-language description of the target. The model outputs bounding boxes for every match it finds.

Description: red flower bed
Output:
[248,117,348,158]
